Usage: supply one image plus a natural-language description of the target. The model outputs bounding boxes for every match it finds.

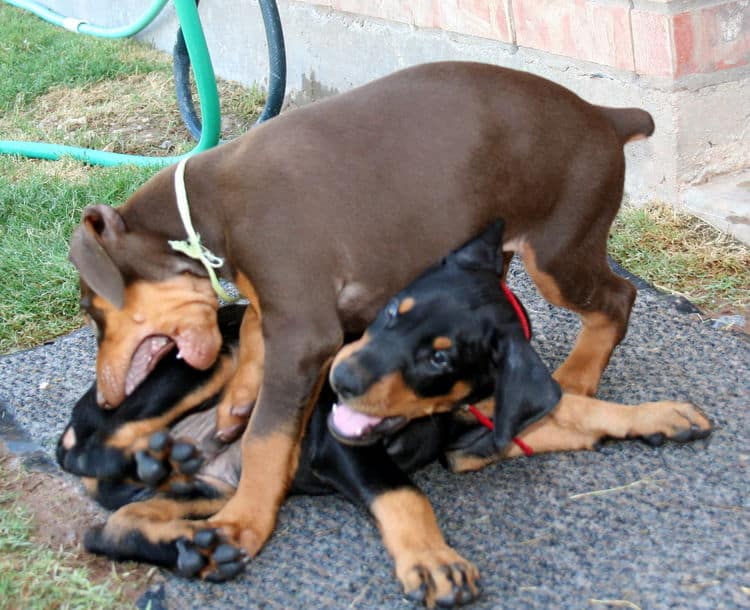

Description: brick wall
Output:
[297,0,750,78]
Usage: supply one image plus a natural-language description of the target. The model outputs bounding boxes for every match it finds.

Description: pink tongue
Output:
[331,403,384,438]
[125,336,173,396]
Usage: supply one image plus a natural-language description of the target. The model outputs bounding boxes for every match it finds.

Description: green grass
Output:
[0,462,132,610]
[0,4,166,113]
[0,4,262,353]
[0,159,158,352]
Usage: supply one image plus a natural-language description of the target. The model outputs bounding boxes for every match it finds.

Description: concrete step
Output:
[682,170,750,246]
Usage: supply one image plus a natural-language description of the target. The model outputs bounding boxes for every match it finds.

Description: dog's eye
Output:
[384,301,399,326]
[430,350,451,370]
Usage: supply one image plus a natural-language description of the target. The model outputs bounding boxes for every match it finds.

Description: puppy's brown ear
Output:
[491,330,561,449]
[452,219,505,274]
[69,205,126,308]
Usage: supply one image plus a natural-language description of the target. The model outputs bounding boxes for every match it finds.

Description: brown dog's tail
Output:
[597,106,655,144]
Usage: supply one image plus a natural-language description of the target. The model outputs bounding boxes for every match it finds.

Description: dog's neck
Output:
[119,160,232,275]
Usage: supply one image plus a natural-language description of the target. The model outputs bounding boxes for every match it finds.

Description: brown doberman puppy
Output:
[68,61,654,558]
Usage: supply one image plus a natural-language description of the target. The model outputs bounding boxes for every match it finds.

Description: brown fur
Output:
[69,62,654,554]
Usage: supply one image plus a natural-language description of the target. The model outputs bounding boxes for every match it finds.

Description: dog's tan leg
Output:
[104,496,227,543]
[208,311,342,557]
[447,395,711,472]
[215,285,264,442]
[371,488,480,608]
[521,242,635,396]
[506,394,712,456]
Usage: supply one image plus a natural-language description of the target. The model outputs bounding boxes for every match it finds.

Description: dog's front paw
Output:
[634,401,712,447]
[134,430,204,494]
[396,548,481,608]
[176,528,247,582]
[214,381,260,443]
[57,424,132,480]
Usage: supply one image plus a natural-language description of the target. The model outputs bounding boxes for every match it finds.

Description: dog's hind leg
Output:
[520,181,636,397]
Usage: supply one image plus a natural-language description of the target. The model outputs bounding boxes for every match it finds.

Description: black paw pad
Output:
[148,430,170,452]
[174,530,247,582]
[176,539,207,577]
[135,431,204,492]
[135,450,168,485]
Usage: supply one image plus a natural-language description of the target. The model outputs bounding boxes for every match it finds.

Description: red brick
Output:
[512,0,634,70]
[438,0,514,42]
[631,10,674,77]
[673,3,750,76]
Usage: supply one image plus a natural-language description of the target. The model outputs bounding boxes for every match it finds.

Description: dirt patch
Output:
[0,71,264,157]
[0,446,161,605]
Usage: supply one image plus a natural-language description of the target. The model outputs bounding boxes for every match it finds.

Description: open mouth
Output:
[327,402,407,446]
[125,335,176,396]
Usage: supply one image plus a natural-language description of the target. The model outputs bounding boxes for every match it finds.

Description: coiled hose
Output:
[174,0,286,141]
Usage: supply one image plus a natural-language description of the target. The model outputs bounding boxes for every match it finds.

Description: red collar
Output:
[466,280,534,457]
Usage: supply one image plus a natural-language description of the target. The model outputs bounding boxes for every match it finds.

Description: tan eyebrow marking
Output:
[398,297,416,314]
[432,336,452,350]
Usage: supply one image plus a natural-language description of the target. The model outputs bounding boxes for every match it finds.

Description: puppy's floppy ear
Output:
[491,330,561,449]
[452,219,505,274]
[69,205,126,308]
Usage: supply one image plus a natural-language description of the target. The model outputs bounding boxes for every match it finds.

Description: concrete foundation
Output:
[36,1,750,240]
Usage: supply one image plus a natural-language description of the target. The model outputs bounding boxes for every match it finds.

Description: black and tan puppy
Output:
[327,222,711,455]
[59,226,711,608]
[69,61,656,556]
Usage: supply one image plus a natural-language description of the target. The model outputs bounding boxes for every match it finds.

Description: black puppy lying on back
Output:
[58,223,711,608]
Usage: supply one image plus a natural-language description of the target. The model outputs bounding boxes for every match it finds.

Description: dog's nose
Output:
[330,361,368,401]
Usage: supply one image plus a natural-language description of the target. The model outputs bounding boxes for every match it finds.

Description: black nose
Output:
[330,360,368,401]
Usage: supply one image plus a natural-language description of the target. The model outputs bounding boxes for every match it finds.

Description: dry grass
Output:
[610,203,750,319]
[0,72,265,158]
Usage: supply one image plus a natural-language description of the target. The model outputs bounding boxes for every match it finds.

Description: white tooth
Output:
[356,427,365,436]
[176,351,183,360]
[332,403,338,412]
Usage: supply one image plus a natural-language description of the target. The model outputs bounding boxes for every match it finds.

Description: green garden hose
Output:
[3,0,169,38]
[0,0,221,166]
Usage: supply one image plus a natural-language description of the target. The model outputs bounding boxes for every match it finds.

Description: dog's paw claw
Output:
[398,551,480,607]
[642,433,665,447]
[405,582,428,604]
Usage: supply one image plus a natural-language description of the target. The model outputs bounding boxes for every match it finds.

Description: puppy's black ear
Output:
[491,330,561,449]
[452,219,505,274]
